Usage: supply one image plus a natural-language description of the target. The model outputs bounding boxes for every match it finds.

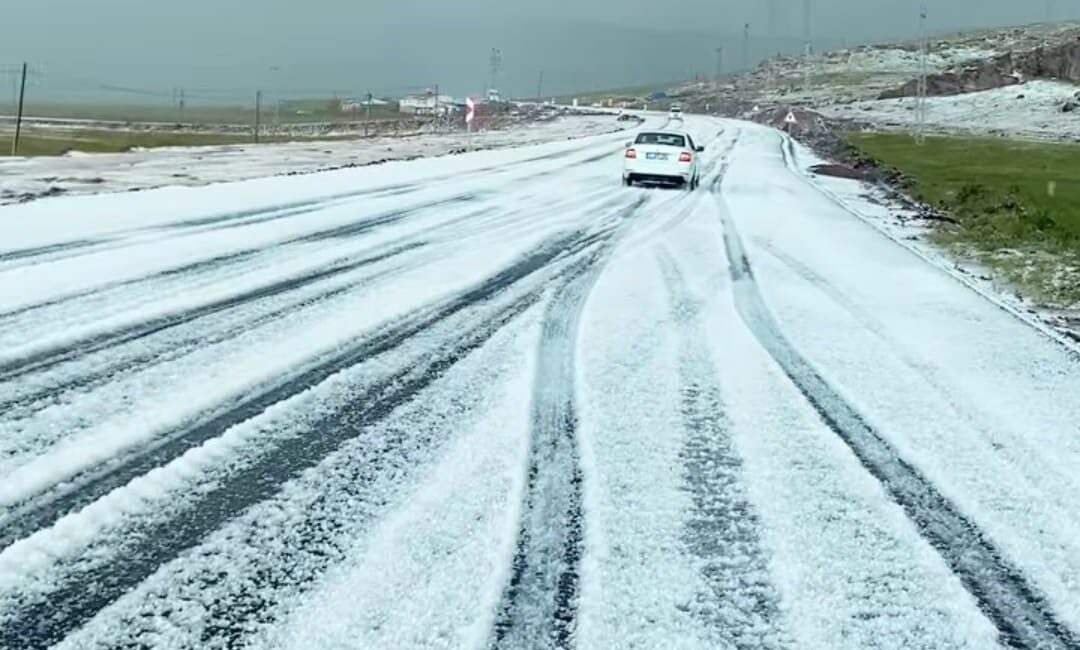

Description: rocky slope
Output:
[880,34,1080,98]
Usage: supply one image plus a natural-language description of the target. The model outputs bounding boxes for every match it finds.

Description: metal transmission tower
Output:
[715,46,725,85]
[489,48,503,97]
[916,4,929,144]
[1047,0,1057,22]
[802,0,813,90]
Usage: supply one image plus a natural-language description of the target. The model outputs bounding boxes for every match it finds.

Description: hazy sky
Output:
[1,0,1073,104]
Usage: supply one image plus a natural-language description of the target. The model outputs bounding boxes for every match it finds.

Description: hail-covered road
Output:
[1,116,1079,650]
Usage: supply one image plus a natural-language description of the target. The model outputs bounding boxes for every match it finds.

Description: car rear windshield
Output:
[635,133,686,147]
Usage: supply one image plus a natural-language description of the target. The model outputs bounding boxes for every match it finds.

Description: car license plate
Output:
[646,152,668,160]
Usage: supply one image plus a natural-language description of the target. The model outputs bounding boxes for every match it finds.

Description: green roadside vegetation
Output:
[9,100,401,125]
[4,129,263,156]
[0,97,408,156]
[847,132,1080,306]
[0,127,360,156]
[553,81,674,106]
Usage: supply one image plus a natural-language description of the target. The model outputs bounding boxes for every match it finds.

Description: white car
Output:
[622,130,703,190]
[669,105,683,120]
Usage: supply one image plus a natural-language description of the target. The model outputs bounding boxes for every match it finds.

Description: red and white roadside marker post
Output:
[465,96,476,150]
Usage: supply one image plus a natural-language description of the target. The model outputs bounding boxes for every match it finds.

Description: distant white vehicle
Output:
[669,104,683,120]
[622,130,702,190]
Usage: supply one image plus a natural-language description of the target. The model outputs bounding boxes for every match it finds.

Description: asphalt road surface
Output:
[1,116,1079,650]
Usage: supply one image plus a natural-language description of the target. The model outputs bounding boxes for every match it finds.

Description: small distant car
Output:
[623,130,703,190]
[669,105,683,120]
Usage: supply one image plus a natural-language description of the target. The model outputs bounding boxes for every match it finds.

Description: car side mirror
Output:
[695,146,705,152]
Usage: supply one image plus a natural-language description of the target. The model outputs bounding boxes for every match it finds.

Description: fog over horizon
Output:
[2,0,1076,104]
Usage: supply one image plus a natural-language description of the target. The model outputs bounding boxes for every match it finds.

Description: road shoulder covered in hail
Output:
[0,115,1078,650]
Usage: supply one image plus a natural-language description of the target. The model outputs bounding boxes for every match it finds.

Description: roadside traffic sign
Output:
[465,97,476,125]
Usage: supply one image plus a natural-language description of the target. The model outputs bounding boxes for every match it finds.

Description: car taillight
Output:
[625,149,637,159]
[679,152,693,162]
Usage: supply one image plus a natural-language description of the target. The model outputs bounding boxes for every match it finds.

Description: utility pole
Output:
[11,63,27,156]
[916,4,929,144]
[365,91,373,137]
[536,71,544,105]
[1047,0,1056,22]
[489,48,502,96]
[803,0,813,90]
[179,87,185,123]
[434,84,440,132]
[742,23,751,70]
[254,90,262,144]
[715,46,724,85]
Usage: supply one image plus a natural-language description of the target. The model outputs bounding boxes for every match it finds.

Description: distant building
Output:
[339,97,390,112]
[399,92,456,115]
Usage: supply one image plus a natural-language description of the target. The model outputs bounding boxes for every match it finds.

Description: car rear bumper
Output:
[625,172,689,185]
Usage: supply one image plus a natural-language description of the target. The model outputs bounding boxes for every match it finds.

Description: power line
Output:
[1,63,43,111]
[12,63,28,156]
[916,4,929,145]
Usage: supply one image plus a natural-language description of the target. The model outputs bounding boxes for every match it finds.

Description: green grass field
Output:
[0,96,408,156]
[3,129,265,156]
[7,100,401,125]
[553,81,675,106]
[848,132,1080,305]
[0,127,368,156]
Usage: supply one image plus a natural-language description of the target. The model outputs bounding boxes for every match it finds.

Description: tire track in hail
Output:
[489,196,648,650]
[0,192,476,323]
[0,133,623,272]
[0,222,625,650]
[49,306,543,650]
[656,248,793,650]
[0,132,622,324]
[0,190,388,270]
[489,261,592,650]
[0,245,421,417]
[0,221,623,551]
[0,199,526,420]
[716,200,1080,650]
[0,239,432,383]
[753,238,1080,518]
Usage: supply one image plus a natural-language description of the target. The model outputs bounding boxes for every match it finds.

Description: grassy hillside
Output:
[0,127,365,156]
[6,101,401,125]
[849,132,1080,305]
